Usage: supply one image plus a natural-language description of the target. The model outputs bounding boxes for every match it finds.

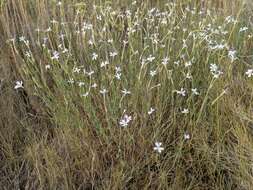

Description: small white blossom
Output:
[148,107,155,115]
[109,51,118,58]
[25,52,31,58]
[82,92,89,97]
[153,142,164,153]
[46,27,52,32]
[50,19,58,24]
[210,64,218,73]
[115,72,122,80]
[101,61,109,68]
[100,88,108,95]
[78,82,85,87]
[107,39,113,43]
[185,61,192,67]
[51,51,60,60]
[184,133,190,140]
[14,81,24,89]
[147,55,155,62]
[67,78,74,84]
[210,64,223,78]
[88,40,94,45]
[91,83,97,88]
[62,48,68,53]
[86,70,94,76]
[176,88,186,97]
[245,69,253,78]
[91,52,98,60]
[191,88,200,95]
[181,108,189,114]
[19,36,26,42]
[115,66,121,73]
[161,57,169,66]
[174,61,180,66]
[45,64,51,70]
[228,49,237,62]
[213,70,223,79]
[239,27,248,33]
[150,70,157,77]
[73,67,81,74]
[186,72,192,79]
[119,114,132,127]
[121,89,131,95]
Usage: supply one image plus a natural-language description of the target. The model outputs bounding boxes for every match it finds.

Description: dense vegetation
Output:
[1,0,253,189]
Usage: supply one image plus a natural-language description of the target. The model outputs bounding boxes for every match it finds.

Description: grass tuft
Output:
[1,0,253,189]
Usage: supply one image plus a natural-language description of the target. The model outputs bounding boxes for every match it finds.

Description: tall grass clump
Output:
[1,0,253,189]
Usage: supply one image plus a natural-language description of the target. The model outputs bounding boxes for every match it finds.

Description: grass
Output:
[0,0,253,189]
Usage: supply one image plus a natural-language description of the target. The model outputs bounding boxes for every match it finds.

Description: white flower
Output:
[225,16,236,23]
[209,64,223,78]
[121,89,131,95]
[51,51,60,60]
[82,92,89,97]
[19,36,26,42]
[83,22,93,30]
[91,52,98,60]
[213,70,223,79]
[239,27,248,33]
[97,15,102,20]
[210,64,218,73]
[73,67,81,73]
[174,61,180,66]
[91,83,97,88]
[115,72,122,80]
[150,70,157,77]
[123,40,128,45]
[185,61,192,67]
[245,69,253,78]
[186,72,192,79]
[107,39,113,43]
[46,27,52,32]
[100,88,108,95]
[147,55,155,62]
[191,88,200,95]
[62,48,68,53]
[78,82,85,87]
[176,88,186,97]
[25,52,31,58]
[14,81,24,89]
[101,61,109,68]
[148,107,155,115]
[228,49,237,62]
[45,65,51,70]
[115,66,121,73]
[67,78,74,84]
[109,51,118,58]
[153,142,164,153]
[88,40,94,45]
[161,57,169,66]
[132,0,137,5]
[184,133,190,140]
[86,70,94,76]
[50,19,58,24]
[119,114,132,127]
[181,108,189,114]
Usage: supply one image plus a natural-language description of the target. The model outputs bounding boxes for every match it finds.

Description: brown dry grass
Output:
[1,0,253,189]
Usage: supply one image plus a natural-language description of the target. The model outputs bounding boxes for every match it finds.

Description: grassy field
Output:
[0,0,253,189]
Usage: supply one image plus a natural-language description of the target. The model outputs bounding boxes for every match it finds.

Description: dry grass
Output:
[1,0,253,189]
